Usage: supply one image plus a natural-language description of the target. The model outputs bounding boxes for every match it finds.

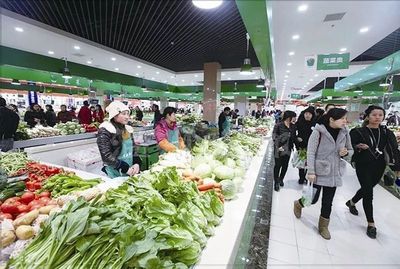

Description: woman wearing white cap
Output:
[97,101,141,178]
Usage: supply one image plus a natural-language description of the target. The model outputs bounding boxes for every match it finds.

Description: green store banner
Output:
[317,53,350,70]
[290,93,301,99]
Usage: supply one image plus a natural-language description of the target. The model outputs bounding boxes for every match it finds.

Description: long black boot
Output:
[274,179,280,192]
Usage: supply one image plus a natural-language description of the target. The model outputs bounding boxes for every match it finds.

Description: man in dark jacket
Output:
[135,106,144,121]
[218,107,231,137]
[45,104,57,127]
[57,105,73,123]
[24,103,46,128]
[0,97,19,152]
[78,101,92,124]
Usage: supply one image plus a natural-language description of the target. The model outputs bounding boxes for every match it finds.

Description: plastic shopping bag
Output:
[300,181,314,207]
[292,151,306,169]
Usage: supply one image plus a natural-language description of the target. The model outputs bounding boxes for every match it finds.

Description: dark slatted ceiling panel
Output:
[1,0,260,72]
[353,27,400,62]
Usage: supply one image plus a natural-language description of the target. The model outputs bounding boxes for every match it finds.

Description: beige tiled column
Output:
[203,62,221,123]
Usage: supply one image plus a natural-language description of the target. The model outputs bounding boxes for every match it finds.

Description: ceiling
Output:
[268,0,400,100]
[353,27,400,62]
[0,0,259,73]
[0,8,263,88]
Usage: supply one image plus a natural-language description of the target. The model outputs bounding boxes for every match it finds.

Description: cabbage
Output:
[220,180,237,200]
[234,167,245,177]
[209,159,223,170]
[202,177,216,185]
[213,165,234,180]
[194,163,212,178]
[224,158,236,168]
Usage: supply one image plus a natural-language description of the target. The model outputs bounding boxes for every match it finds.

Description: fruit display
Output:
[55,121,86,135]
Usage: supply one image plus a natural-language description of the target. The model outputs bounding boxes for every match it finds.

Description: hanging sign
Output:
[28,91,38,106]
[305,55,317,69]
[290,93,302,99]
[317,53,350,70]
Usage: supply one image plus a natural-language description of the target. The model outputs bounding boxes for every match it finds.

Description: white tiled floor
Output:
[267,162,400,269]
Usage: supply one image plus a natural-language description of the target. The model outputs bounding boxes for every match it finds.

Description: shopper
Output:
[44,105,57,127]
[57,105,73,123]
[97,101,141,178]
[78,101,92,124]
[24,103,45,128]
[155,107,185,153]
[0,97,19,152]
[293,108,353,240]
[152,104,162,128]
[317,104,335,124]
[255,110,261,119]
[135,106,144,121]
[346,105,400,239]
[218,107,231,137]
[93,104,105,123]
[232,109,240,119]
[315,108,325,124]
[272,110,297,191]
[69,107,77,120]
[386,111,400,126]
[294,107,316,184]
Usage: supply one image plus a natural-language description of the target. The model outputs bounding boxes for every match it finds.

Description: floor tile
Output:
[268,239,300,264]
[269,225,297,246]
[298,247,331,265]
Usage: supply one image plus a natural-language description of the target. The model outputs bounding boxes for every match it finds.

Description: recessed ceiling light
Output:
[314,74,319,77]
[192,0,223,9]
[136,73,139,76]
[48,51,54,55]
[156,71,160,74]
[222,73,225,76]
[292,35,300,40]
[151,77,155,80]
[137,65,142,68]
[287,63,292,66]
[87,60,92,64]
[309,79,314,81]
[163,80,167,83]
[284,75,289,78]
[15,27,24,32]
[340,48,347,52]
[289,51,295,56]
[111,57,116,61]
[74,45,80,50]
[194,74,198,77]
[114,68,119,71]
[284,80,287,82]
[286,70,290,73]
[360,27,369,33]
[227,77,231,80]
[306,82,310,85]
[298,4,308,12]
[182,79,185,82]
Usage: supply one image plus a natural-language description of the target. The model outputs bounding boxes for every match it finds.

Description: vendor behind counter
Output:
[97,101,141,178]
[155,107,185,153]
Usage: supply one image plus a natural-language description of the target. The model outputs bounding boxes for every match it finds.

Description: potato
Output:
[39,205,57,215]
[15,225,35,240]
[1,230,16,248]
[182,169,194,177]
[13,209,39,227]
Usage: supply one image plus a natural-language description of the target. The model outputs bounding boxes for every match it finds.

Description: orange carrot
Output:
[198,183,215,191]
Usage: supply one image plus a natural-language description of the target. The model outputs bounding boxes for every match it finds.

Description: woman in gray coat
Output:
[293,108,353,240]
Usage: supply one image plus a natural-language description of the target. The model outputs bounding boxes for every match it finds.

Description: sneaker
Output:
[345,200,359,216]
[366,226,377,239]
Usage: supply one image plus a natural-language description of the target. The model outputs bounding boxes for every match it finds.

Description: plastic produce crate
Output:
[66,147,103,174]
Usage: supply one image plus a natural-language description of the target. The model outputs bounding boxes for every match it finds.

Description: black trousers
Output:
[299,168,307,182]
[299,184,337,219]
[274,155,290,182]
[351,159,386,223]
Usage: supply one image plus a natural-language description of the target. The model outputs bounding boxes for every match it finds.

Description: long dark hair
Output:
[282,110,297,122]
[296,108,315,126]
[321,108,347,126]
[362,105,385,127]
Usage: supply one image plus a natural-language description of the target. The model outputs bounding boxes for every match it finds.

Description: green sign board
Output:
[290,93,301,99]
[317,53,350,70]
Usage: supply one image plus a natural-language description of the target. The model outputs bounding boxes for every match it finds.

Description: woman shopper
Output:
[295,107,316,184]
[346,105,400,239]
[93,104,105,123]
[272,110,297,192]
[293,108,353,240]
[155,107,185,153]
[97,101,141,178]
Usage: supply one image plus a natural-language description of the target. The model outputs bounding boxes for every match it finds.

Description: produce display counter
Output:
[195,138,270,268]
[13,133,97,149]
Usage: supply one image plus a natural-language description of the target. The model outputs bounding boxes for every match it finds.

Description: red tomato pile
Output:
[25,162,62,192]
[0,191,54,220]
[82,124,98,133]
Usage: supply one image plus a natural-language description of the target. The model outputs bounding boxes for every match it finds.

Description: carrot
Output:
[198,183,215,191]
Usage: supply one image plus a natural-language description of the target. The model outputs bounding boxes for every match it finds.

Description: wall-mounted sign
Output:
[290,93,302,99]
[317,53,350,70]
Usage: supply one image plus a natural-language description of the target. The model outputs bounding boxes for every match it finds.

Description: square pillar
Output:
[203,62,221,123]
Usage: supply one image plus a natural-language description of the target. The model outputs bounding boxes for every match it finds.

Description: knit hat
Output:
[106,101,129,119]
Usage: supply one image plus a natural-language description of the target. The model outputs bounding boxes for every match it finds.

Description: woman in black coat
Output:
[294,107,316,184]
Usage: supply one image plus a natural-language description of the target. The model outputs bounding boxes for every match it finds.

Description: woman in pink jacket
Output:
[155,107,185,153]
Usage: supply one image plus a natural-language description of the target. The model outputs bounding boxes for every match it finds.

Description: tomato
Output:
[39,197,51,205]
[0,203,19,214]
[17,204,30,213]
[20,192,36,204]
[3,197,20,204]
[26,181,36,191]
[38,191,51,198]
[28,200,42,209]
[0,213,13,220]
[34,182,42,190]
